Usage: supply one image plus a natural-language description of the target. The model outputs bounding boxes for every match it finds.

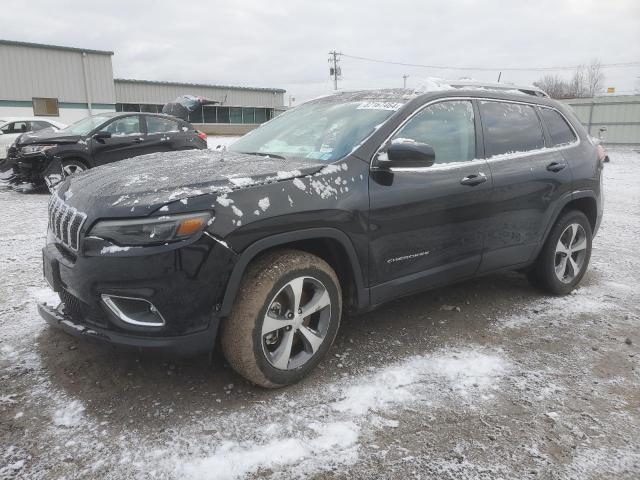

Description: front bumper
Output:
[9,152,49,181]
[39,302,218,355]
[40,232,237,355]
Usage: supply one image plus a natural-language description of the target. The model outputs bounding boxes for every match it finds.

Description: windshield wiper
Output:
[238,151,286,160]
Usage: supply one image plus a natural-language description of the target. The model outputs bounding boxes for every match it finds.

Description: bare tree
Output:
[533,75,569,99]
[568,65,588,98]
[585,58,605,96]
[535,58,606,99]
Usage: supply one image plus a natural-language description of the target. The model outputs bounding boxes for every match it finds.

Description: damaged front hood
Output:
[59,149,324,217]
[18,130,82,145]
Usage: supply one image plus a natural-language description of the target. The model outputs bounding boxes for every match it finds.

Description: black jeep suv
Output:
[38,85,603,387]
[6,112,206,187]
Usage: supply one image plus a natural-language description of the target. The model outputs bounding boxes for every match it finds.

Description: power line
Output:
[340,52,640,72]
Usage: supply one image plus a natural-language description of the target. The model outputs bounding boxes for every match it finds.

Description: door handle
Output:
[546,161,566,172]
[133,137,144,143]
[460,172,487,186]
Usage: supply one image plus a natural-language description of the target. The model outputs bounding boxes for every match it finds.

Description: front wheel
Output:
[220,249,342,388]
[529,210,593,295]
[61,159,87,176]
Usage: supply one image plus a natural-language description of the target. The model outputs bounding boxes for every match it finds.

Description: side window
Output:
[391,100,476,164]
[31,121,53,132]
[104,116,141,136]
[540,108,577,146]
[146,116,180,134]
[479,101,545,157]
[1,122,29,134]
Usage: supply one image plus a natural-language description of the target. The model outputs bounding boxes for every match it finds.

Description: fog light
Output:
[101,294,165,327]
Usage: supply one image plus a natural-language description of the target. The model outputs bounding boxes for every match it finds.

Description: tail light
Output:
[197,131,207,141]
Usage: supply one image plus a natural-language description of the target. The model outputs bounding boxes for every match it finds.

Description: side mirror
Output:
[93,130,112,141]
[376,140,435,170]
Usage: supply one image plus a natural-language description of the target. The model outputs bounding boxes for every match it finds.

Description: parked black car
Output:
[38,84,604,388]
[5,112,207,187]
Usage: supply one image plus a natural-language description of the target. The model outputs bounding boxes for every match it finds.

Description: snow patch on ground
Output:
[52,400,85,427]
[176,421,359,480]
[163,348,509,480]
[28,286,60,306]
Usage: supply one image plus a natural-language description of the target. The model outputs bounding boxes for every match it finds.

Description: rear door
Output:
[477,100,573,272]
[142,115,183,154]
[90,115,147,166]
[368,99,493,305]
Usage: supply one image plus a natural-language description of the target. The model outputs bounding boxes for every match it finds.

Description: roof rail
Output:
[447,80,549,98]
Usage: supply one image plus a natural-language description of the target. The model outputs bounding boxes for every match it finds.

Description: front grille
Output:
[48,195,87,251]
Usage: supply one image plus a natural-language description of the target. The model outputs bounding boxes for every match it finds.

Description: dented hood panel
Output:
[58,149,324,218]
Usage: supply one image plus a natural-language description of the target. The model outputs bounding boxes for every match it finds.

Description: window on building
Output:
[140,104,160,113]
[203,106,217,123]
[242,107,256,124]
[146,116,180,134]
[217,107,230,123]
[479,101,545,157]
[189,107,203,123]
[32,97,59,116]
[539,108,577,146]
[116,103,141,112]
[391,100,476,164]
[229,107,242,123]
[254,108,268,124]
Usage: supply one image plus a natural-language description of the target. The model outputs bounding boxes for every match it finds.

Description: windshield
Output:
[61,115,113,135]
[229,98,402,162]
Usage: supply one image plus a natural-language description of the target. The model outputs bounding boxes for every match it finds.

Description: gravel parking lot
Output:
[1,149,638,480]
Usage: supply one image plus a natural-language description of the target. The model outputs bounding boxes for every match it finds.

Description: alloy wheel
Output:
[261,276,332,370]
[62,164,85,176]
[554,223,588,283]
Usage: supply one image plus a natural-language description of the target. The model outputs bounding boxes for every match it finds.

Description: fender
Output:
[531,189,599,261]
[219,227,369,316]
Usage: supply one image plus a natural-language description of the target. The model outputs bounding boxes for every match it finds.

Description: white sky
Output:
[1,0,639,103]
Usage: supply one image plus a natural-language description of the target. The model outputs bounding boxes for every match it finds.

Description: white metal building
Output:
[0,39,285,134]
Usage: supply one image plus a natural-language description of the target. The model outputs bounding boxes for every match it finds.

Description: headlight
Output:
[21,144,56,155]
[89,212,212,246]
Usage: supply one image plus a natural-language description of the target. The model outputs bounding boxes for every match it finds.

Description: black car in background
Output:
[5,112,207,187]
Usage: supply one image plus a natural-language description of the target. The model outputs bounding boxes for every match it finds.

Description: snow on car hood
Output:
[58,149,324,216]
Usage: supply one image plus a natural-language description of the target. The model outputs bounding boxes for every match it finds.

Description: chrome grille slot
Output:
[48,195,87,251]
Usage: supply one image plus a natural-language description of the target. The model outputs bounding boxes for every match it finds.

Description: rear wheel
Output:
[220,249,342,388]
[528,210,592,295]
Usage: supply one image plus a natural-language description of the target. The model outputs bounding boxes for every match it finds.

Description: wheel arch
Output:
[59,155,91,169]
[219,228,369,317]
[533,191,598,261]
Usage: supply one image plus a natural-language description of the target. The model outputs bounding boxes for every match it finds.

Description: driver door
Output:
[91,115,147,166]
[368,99,493,305]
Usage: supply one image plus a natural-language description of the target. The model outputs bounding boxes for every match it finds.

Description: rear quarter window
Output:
[479,101,545,157]
[540,108,577,146]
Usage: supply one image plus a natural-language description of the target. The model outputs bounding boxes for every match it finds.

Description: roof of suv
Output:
[321,79,552,108]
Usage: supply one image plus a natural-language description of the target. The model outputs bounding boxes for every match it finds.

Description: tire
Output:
[220,249,342,388]
[528,210,592,295]
[61,159,87,177]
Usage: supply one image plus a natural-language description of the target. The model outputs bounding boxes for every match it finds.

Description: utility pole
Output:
[402,74,409,88]
[328,51,341,90]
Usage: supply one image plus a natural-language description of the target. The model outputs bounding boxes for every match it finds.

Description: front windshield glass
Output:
[229,98,403,162]
[61,115,113,135]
